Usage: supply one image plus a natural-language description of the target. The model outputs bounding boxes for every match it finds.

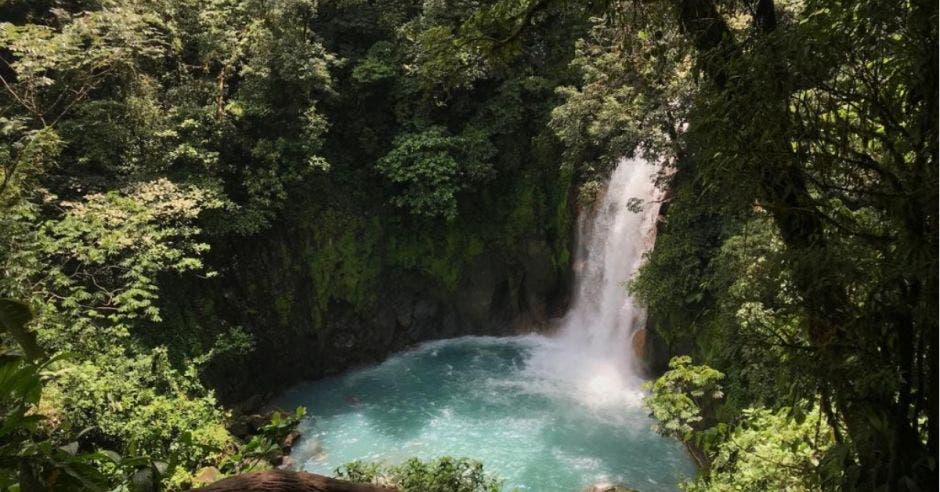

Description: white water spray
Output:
[525,157,662,410]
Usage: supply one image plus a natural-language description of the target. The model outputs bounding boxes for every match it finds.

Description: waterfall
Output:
[524,157,662,410]
[280,157,697,488]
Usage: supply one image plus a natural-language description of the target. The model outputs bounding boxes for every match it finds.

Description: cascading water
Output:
[525,156,662,411]
[279,158,692,491]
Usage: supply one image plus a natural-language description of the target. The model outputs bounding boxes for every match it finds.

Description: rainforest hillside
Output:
[1,0,936,491]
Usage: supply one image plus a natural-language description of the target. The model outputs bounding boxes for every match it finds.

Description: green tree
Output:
[644,356,724,468]
[683,407,834,492]
[376,126,495,220]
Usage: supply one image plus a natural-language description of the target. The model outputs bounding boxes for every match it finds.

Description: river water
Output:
[278,158,695,490]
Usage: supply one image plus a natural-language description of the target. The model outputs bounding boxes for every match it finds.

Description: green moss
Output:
[305,209,383,324]
[388,223,484,291]
[501,176,539,248]
[550,165,575,269]
[274,294,292,326]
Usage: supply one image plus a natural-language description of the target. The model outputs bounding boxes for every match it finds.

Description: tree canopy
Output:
[1,0,936,490]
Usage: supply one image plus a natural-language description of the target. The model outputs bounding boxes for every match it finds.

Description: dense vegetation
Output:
[626,1,938,489]
[1,0,935,491]
[336,457,502,492]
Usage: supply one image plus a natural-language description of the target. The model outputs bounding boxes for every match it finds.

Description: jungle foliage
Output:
[0,0,582,488]
[417,0,937,490]
[608,0,935,490]
[1,0,936,491]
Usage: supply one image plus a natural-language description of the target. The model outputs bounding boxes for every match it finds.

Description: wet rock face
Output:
[163,229,570,406]
[631,327,673,378]
[632,328,647,359]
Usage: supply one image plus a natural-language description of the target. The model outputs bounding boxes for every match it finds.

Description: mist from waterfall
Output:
[524,157,662,411]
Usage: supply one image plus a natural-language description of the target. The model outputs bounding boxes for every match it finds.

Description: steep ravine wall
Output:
[157,186,575,406]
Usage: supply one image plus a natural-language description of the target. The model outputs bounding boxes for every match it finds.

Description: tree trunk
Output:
[198,470,396,492]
